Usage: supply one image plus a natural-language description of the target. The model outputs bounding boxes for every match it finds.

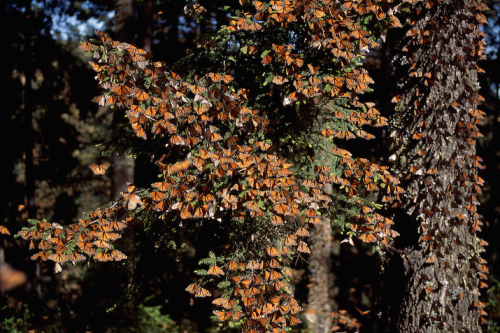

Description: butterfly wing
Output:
[90,162,110,175]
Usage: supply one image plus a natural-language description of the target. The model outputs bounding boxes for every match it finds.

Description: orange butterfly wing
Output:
[89,162,110,175]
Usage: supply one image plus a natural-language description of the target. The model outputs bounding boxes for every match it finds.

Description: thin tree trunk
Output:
[306,194,332,333]
[307,108,334,332]
[379,1,488,331]
[137,0,153,53]
[166,10,182,65]
[111,0,136,200]
[114,0,136,44]
[23,0,36,219]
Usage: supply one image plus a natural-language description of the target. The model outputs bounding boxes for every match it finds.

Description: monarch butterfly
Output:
[49,253,69,263]
[113,85,131,96]
[109,221,127,231]
[253,0,266,11]
[83,247,96,256]
[321,128,334,138]
[80,41,94,51]
[266,246,280,257]
[285,234,297,246]
[213,298,236,309]
[95,231,114,242]
[222,261,238,272]
[273,281,286,291]
[213,310,231,322]
[263,303,277,314]
[231,311,244,321]
[242,294,256,306]
[359,233,377,243]
[210,132,223,142]
[245,201,260,211]
[285,204,300,216]
[246,260,260,270]
[357,129,375,140]
[272,76,289,85]
[109,249,127,261]
[185,283,198,294]
[366,183,379,192]
[427,168,439,175]
[0,225,10,235]
[209,72,222,82]
[274,203,288,215]
[89,162,110,175]
[89,61,106,72]
[121,192,141,207]
[153,182,171,192]
[93,240,111,249]
[32,251,50,261]
[37,240,51,250]
[189,85,206,94]
[208,265,225,276]
[269,270,283,281]
[94,252,112,262]
[271,215,284,226]
[133,89,149,101]
[222,75,234,84]
[301,86,319,97]
[169,135,186,146]
[309,77,322,86]
[288,315,302,326]
[195,287,211,297]
[297,241,311,253]
[247,22,262,31]
[26,230,41,240]
[295,228,310,237]
[70,253,86,262]
[179,207,193,219]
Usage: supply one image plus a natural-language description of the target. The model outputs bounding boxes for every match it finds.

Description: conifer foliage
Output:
[9,0,489,331]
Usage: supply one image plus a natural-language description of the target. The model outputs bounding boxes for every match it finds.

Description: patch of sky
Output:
[31,0,113,41]
[484,19,499,60]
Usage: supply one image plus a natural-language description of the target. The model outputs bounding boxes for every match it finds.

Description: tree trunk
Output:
[23,0,36,219]
[378,1,488,332]
[306,209,332,333]
[111,0,136,200]
[137,0,153,53]
[306,111,334,333]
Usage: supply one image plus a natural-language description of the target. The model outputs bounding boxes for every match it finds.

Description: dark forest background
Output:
[1,0,499,332]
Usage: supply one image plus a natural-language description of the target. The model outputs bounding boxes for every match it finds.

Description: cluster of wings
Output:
[11,0,428,331]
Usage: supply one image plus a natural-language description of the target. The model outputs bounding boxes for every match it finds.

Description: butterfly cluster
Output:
[186,251,304,332]
[17,206,130,272]
[75,0,409,328]
[331,310,361,331]
[14,0,411,330]
[225,0,400,110]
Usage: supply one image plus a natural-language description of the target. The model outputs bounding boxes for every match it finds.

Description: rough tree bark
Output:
[378,0,488,332]
[306,185,332,333]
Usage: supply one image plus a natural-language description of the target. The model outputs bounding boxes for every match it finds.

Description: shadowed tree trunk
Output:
[306,207,332,333]
[306,111,334,332]
[138,0,153,53]
[378,0,488,331]
[23,0,36,219]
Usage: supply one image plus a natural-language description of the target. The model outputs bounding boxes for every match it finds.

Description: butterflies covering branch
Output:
[12,0,417,331]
